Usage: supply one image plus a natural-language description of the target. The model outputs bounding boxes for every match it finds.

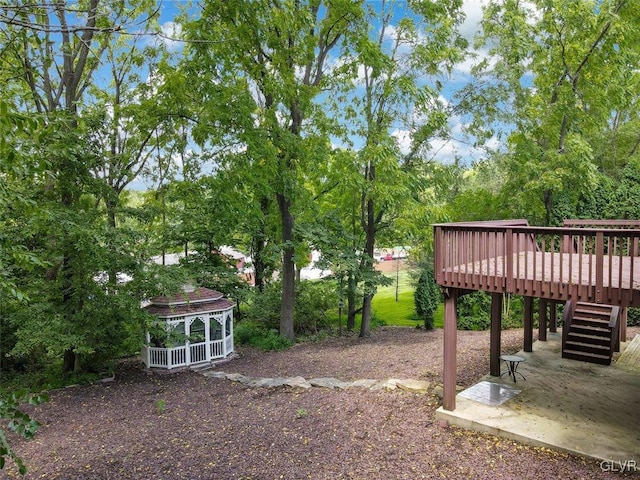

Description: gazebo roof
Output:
[145,287,234,317]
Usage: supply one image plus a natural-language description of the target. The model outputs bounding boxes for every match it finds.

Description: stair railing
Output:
[561,299,575,350]
[609,305,621,354]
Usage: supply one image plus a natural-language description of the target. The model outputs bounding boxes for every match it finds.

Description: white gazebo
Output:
[141,286,235,370]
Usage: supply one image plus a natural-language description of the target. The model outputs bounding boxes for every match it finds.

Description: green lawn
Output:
[371,268,444,328]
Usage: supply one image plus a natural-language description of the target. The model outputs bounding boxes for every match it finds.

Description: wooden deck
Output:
[434,219,640,412]
[434,220,640,308]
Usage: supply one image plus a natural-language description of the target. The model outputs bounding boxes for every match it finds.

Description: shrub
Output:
[294,280,338,335]
[243,280,338,335]
[627,307,640,326]
[234,322,263,346]
[251,329,293,351]
[457,291,491,330]
[242,284,282,329]
[456,291,524,331]
[233,322,293,351]
[414,265,441,330]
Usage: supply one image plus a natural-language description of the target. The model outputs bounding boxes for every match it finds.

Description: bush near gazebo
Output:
[242,280,338,336]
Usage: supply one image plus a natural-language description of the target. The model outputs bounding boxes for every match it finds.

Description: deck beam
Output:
[549,301,557,333]
[538,299,548,341]
[524,296,534,352]
[443,290,458,411]
[490,293,502,376]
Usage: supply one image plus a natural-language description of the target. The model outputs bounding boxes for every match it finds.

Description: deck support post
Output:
[620,307,628,343]
[443,289,458,411]
[524,296,534,352]
[538,299,548,341]
[549,301,557,333]
[490,293,502,376]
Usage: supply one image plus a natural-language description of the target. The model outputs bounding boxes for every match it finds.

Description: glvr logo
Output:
[600,460,637,472]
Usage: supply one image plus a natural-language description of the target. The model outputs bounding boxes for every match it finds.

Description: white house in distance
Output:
[141,286,235,370]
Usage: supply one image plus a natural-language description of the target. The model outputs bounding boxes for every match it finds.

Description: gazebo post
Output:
[490,293,502,376]
[524,296,534,352]
[443,289,458,411]
[222,316,227,357]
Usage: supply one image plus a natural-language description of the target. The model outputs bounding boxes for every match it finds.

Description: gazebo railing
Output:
[210,340,224,358]
[143,336,233,369]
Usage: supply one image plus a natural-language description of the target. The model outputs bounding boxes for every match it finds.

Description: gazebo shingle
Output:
[149,287,224,306]
[145,298,235,316]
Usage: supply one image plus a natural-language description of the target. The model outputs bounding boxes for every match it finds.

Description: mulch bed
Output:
[5,326,637,479]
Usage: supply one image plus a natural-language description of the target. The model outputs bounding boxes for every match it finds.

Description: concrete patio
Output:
[436,332,640,465]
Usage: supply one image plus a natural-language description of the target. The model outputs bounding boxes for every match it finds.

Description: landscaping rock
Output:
[396,379,430,393]
[308,377,351,389]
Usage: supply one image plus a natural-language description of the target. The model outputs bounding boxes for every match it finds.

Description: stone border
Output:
[203,370,432,394]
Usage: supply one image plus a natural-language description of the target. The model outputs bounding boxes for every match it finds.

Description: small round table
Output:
[499,354,526,383]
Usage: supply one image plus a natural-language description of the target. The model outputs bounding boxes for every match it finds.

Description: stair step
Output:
[575,302,614,313]
[566,332,611,346]
[570,324,611,336]
[573,309,610,319]
[562,349,612,365]
[572,316,611,328]
[565,340,610,355]
[573,312,611,323]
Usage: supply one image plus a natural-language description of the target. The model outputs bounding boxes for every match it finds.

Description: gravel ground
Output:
[5,326,638,479]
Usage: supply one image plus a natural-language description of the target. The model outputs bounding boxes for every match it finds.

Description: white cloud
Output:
[454,0,492,76]
[460,0,488,42]
[158,21,183,51]
[391,128,412,155]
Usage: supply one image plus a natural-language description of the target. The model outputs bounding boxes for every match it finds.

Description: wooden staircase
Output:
[562,302,621,365]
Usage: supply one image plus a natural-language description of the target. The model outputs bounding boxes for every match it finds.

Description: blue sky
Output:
[123,0,497,189]
[156,0,496,161]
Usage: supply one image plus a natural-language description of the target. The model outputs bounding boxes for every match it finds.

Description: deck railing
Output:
[434,220,640,307]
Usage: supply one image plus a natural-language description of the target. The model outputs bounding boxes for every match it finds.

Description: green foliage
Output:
[155,399,166,415]
[0,390,47,475]
[242,284,283,329]
[414,265,441,330]
[457,292,492,331]
[608,157,640,220]
[627,308,640,327]
[457,292,523,331]
[243,280,338,336]
[234,322,293,351]
[466,0,640,225]
[293,280,339,335]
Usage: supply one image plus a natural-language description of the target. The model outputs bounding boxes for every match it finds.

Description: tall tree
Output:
[340,0,467,336]
[181,0,362,340]
[465,0,640,225]
[0,0,162,372]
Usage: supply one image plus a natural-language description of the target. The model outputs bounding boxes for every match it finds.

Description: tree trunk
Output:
[62,349,76,374]
[277,192,296,341]
[360,294,373,337]
[346,273,357,330]
[253,196,270,292]
[359,191,376,338]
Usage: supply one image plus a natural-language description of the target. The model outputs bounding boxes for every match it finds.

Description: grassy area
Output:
[323,266,444,331]
[371,267,445,328]
[371,269,421,327]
